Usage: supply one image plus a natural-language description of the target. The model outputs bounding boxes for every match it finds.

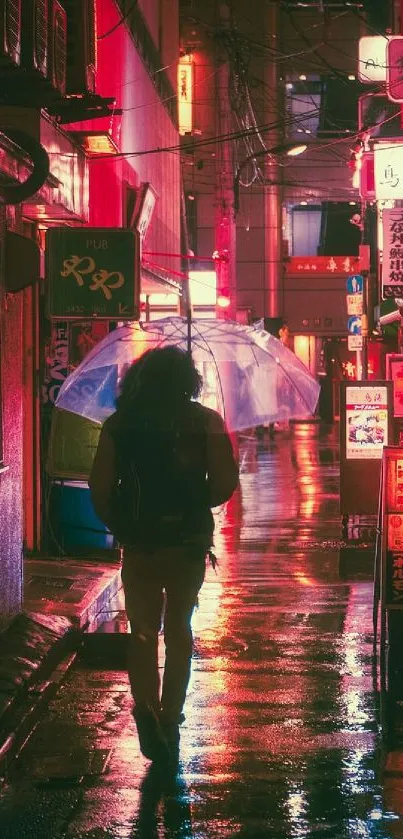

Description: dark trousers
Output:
[122,545,206,723]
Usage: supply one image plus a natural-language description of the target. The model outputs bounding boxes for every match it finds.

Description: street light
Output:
[233,142,307,213]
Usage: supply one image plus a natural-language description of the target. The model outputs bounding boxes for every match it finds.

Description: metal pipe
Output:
[264,1,282,319]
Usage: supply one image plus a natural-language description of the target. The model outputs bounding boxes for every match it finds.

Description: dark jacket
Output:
[89,401,239,549]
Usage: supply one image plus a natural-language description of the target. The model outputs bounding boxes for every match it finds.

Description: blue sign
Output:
[347,316,362,335]
[346,274,363,294]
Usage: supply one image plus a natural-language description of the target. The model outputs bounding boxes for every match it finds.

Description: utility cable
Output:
[97,1,138,40]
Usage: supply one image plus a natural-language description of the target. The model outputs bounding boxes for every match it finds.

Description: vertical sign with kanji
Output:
[387,36,403,103]
[381,448,403,609]
[382,209,403,299]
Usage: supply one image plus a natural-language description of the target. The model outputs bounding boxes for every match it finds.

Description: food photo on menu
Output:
[347,411,386,446]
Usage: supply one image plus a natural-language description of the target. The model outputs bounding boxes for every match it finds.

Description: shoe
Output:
[160,714,183,763]
[133,704,170,762]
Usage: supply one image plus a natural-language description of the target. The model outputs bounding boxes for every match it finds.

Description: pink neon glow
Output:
[87,1,181,280]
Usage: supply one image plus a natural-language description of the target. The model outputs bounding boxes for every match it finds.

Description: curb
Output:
[0,616,80,778]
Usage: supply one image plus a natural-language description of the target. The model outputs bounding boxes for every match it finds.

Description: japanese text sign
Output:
[382,449,403,607]
[284,256,360,275]
[46,228,140,320]
[387,36,403,103]
[346,294,363,316]
[374,143,403,200]
[345,384,388,460]
[382,208,403,298]
[374,140,403,200]
[386,354,403,418]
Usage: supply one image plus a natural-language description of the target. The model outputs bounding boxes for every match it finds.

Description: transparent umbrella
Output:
[55,317,320,432]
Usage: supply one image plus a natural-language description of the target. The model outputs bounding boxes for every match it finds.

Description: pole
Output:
[357,197,370,382]
[215,2,237,321]
[360,270,369,380]
[179,182,192,354]
[264,1,282,319]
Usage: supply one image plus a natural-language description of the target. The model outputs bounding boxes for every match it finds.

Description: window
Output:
[286,74,360,139]
[291,206,322,256]
[286,75,321,140]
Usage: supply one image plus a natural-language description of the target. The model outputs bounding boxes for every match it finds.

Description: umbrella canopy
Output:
[55,317,320,431]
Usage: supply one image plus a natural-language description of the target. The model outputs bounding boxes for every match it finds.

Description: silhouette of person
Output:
[89,346,239,764]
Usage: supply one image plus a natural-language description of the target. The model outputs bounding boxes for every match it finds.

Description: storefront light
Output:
[217,294,231,309]
[68,130,119,156]
[83,133,119,156]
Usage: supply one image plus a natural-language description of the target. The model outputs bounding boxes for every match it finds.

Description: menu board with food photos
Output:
[340,381,393,515]
[345,384,388,460]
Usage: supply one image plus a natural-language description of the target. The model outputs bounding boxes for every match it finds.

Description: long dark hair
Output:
[116,345,203,419]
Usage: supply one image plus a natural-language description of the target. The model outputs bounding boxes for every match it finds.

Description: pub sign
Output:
[46,228,140,320]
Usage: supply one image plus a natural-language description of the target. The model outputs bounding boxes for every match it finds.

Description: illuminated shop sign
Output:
[358,35,389,83]
[46,227,140,320]
[178,56,193,135]
[374,142,403,200]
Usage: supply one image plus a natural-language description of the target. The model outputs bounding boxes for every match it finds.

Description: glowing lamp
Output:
[68,130,119,156]
[83,132,119,156]
[286,144,307,157]
[217,293,231,309]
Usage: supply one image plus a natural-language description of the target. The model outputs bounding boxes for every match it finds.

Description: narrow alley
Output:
[1,423,401,839]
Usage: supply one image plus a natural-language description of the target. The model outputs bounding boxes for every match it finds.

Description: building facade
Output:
[179,0,399,388]
[0,0,181,629]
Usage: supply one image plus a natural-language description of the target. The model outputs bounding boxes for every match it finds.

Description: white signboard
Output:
[346,294,363,315]
[348,335,363,351]
[345,384,388,460]
[382,208,403,298]
[374,143,403,200]
[358,36,389,83]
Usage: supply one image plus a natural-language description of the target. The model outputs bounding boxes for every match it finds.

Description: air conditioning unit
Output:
[20,0,48,78]
[0,0,22,67]
[47,0,66,95]
[64,0,96,95]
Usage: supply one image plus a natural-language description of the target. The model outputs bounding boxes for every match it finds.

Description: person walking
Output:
[89,346,239,763]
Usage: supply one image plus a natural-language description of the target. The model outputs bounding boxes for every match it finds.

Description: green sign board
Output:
[46,227,140,320]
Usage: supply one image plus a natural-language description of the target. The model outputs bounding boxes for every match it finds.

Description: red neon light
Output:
[143,251,219,261]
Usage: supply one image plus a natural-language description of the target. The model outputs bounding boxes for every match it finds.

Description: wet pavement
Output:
[2,423,403,838]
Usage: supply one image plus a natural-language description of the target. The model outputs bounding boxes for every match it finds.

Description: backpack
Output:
[110,403,214,550]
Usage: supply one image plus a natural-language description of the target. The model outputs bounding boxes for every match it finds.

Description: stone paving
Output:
[1,423,403,838]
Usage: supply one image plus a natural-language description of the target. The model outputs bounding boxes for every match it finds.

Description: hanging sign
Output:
[178,57,193,135]
[358,35,389,83]
[382,208,403,299]
[386,36,403,103]
[46,228,140,319]
[374,143,403,200]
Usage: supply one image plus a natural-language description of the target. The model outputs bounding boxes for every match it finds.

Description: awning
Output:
[141,262,183,297]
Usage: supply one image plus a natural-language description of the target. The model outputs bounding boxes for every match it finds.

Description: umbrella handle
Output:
[186,309,192,354]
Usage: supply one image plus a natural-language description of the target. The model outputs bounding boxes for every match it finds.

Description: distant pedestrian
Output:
[89,345,239,763]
